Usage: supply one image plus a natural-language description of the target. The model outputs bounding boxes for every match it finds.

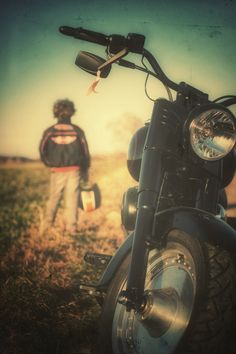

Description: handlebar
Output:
[59,26,145,54]
[59,25,179,91]
[219,97,236,107]
[59,25,236,104]
[59,26,109,46]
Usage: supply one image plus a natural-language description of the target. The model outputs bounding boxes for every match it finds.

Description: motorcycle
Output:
[59,25,236,354]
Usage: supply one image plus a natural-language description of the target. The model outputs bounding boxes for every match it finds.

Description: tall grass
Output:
[0,157,133,354]
[1,158,235,354]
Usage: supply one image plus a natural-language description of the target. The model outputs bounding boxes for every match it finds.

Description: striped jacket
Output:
[39,122,90,174]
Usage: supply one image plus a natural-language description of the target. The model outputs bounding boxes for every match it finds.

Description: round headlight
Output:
[189,105,236,161]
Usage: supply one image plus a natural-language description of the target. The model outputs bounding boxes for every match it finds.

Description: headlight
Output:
[189,105,236,161]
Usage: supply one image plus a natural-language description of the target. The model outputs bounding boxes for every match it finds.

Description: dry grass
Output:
[0,155,134,354]
[0,156,235,354]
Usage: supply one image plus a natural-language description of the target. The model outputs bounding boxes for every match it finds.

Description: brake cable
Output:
[141,55,173,102]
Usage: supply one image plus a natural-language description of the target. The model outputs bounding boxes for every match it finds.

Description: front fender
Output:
[98,207,236,289]
[97,232,134,289]
[154,206,236,253]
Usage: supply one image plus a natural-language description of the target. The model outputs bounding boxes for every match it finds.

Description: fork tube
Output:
[125,99,171,306]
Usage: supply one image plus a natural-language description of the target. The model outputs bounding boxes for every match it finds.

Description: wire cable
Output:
[141,55,173,102]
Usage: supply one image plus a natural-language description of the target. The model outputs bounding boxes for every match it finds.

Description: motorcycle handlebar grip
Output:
[59,26,75,36]
[59,26,109,46]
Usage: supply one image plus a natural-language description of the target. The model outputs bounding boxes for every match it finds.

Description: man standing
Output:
[39,99,90,235]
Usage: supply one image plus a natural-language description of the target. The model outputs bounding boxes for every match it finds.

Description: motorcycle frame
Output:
[110,48,235,308]
[97,52,236,310]
[59,26,236,310]
[100,94,236,310]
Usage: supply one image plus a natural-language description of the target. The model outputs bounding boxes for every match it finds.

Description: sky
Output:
[1,0,236,158]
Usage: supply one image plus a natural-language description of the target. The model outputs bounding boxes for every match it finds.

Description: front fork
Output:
[120,99,172,310]
[120,196,156,310]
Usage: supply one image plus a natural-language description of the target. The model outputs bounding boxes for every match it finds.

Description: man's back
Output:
[40,122,90,171]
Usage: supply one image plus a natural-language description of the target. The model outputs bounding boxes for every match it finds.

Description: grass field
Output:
[0,155,135,354]
[0,156,236,354]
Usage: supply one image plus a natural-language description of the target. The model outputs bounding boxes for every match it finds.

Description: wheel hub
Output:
[137,288,181,338]
[112,245,196,354]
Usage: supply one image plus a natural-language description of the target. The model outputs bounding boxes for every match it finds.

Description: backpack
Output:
[40,123,88,168]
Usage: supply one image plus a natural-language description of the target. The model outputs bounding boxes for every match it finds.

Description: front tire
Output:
[98,230,236,354]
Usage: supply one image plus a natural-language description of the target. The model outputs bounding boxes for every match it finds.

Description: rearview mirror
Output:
[75,51,111,78]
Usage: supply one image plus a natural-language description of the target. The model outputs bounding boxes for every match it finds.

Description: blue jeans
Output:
[45,170,80,230]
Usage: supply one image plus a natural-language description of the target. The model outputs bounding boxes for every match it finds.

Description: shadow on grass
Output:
[0,273,100,354]
[0,228,105,354]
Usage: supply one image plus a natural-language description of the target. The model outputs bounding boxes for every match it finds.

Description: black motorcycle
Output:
[59,25,236,354]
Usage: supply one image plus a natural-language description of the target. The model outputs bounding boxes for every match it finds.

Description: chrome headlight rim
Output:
[187,103,236,161]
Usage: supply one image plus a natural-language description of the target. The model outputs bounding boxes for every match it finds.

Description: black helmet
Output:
[53,99,76,119]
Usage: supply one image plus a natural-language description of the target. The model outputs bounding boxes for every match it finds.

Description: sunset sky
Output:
[1,0,236,158]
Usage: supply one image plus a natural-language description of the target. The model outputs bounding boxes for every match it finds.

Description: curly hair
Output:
[53,99,76,119]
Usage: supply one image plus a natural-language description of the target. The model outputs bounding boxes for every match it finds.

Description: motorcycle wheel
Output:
[97,229,236,354]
